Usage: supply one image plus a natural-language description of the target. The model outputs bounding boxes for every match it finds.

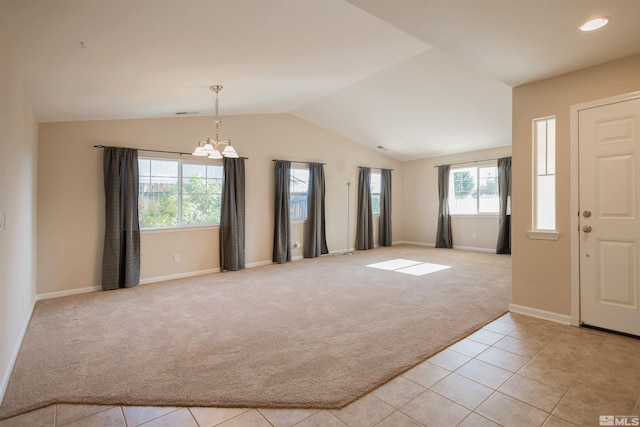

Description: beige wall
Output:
[0,17,38,398]
[37,114,402,295]
[512,53,640,316]
[400,146,512,250]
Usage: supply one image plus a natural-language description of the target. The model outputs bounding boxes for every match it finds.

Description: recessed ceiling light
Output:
[579,17,609,32]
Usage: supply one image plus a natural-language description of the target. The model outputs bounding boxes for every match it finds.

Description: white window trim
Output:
[142,224,219,234]
[450,213,499,218]
[526,230,560,240]
[529,116,558,238]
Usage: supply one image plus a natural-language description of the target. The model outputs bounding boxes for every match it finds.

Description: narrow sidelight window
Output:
[533,116,556,230]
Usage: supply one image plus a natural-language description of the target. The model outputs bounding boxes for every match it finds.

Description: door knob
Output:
[582,225,592,233]
[583,210,592,218]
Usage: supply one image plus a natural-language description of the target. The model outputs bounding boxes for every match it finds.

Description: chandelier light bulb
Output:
[192,141,208,156]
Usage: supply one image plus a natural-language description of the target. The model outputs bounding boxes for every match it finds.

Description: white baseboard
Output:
[0,298,36,404]
[453,245,496,253]
[141,261,278,284]
[329,248,356,255]
[245,260,273,268]
[395,241,435,247]
[139,269,219,285]
[394,241,496,253]
[37,286,101,301]
[509,303,572,325]
[39,261,278,300]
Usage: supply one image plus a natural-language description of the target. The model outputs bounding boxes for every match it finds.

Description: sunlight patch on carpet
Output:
[365,259,422,270]
[366,258,451,276]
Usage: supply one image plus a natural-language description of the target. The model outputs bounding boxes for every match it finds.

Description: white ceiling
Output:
[1,0,639,161]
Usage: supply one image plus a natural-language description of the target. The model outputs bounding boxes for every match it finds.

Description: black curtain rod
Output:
[272,159,326,165]
[358,166,394,171]
[94,145,249,159]
[94,145,191,156]
[433,156,507,168]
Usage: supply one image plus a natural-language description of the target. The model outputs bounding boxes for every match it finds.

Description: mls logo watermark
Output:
[600,415,640,426]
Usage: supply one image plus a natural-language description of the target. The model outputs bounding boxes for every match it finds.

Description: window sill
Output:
[450,214,499,218]
[527,230,560,241]
[141,225,218,234]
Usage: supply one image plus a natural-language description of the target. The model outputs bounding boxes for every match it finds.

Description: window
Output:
[138,159,179,228]
[370,170,381,216]
[182,163,223,225]
[290,167,309,220]
[138,158,223,229]
[533,117,556,231]
[448,165,499,215]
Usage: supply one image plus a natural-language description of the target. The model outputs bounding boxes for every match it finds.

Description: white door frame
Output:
[569,90,640,327]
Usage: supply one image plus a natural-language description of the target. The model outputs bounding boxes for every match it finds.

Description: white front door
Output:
[579,97,640,336]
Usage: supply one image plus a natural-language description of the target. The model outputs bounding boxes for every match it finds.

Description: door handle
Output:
[582,225,592,233]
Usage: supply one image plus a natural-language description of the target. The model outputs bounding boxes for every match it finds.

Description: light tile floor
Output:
[1,313,638,427]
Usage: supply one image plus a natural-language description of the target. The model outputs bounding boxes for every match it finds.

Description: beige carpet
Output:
[0,245,511,420]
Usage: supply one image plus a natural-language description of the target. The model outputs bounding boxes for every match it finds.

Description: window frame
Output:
[529,116,559,240]
[138,156,224,231]
[448,162,500,216]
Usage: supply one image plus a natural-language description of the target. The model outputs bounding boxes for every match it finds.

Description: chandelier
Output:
[192,85,239,159]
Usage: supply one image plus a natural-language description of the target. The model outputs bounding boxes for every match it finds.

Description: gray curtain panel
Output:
[379,168,392,247]
[304,162,329,258]
[435,164,453,248]
[273,160,291,263]
[102,147,140,290]
[497,156,512,254]
[219,157,246,272]
[355,167,374,250]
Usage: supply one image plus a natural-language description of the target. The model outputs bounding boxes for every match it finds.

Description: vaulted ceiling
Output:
[1,0,639,161]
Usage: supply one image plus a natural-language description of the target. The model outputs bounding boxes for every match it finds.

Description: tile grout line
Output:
[258,408,317,427]
[259,409,276,427]
[133,407,183,427]
[186,407,201,427]
[118,407,126,427]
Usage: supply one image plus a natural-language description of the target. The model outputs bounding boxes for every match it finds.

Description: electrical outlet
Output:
[472,233,477,239]
[173,254,180,262]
